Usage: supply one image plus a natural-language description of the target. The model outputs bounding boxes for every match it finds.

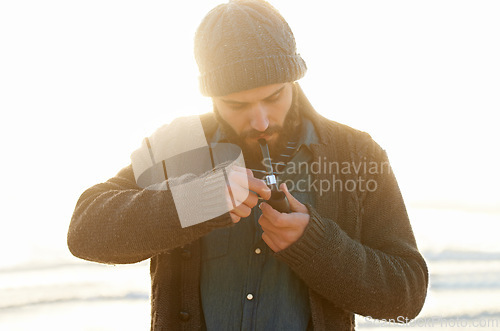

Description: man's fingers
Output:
[231,203,252,219]
[262,232,280,252]
[228,165,251,174]
[259,202,283,225]
[226,170,252,208]
[228,170,250,190]
[229,173,270,201]
[280,183,308,214]
[229,183,256,207]
[258,213,288,245]
[228,168,271,200]
[258,213,273,230]
[230,212,241,223]
[248,177,271,200]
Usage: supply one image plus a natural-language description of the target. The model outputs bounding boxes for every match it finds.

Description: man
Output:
[68,0,428,330]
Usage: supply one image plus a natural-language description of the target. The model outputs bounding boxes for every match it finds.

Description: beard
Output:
[213,85,301,170]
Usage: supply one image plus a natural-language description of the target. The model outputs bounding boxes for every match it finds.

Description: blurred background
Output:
[1,0,499,330]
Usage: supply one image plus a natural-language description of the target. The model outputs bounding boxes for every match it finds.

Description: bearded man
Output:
[68,1,428,330]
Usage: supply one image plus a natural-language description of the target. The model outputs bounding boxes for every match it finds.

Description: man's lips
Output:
[251,133,273,141]
[257,134,270,140]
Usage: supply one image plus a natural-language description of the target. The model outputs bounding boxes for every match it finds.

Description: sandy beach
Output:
[2,207,500,330]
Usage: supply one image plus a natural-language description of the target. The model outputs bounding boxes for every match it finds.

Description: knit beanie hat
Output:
[194,0,307,97]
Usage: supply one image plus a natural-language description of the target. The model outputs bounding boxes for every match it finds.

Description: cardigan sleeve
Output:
[276,136,428,321]
[67,164,233,265]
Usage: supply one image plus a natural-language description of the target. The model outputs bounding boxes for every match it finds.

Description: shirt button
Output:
[246,293,254,300]
[254,248,261,254]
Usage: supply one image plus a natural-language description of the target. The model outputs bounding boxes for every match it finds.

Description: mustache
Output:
[241,126,284,139]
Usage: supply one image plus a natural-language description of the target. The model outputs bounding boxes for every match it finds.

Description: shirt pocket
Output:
[201,226,231,261]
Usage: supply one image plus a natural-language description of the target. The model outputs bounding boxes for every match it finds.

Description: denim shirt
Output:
[201,119,319,331]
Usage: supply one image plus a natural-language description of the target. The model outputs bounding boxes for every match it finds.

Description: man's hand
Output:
[226,166,271,223]
[258,183,310,252]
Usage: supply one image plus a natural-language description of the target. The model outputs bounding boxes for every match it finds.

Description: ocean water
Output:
[1,207,499,330]
[357,207,500,330]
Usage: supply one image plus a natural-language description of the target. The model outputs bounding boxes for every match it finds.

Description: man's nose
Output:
[250,104,269,132]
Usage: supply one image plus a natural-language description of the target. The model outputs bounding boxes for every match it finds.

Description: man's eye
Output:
[230,104,246,111]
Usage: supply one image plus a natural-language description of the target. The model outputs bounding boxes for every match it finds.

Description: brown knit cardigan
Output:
[68,87,428,330]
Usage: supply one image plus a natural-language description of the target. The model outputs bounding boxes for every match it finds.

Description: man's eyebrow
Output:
[220,99,247,105]
[263,85,286,100]
[220,85,286,104]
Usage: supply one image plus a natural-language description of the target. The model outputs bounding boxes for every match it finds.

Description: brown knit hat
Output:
[194,0,307,97]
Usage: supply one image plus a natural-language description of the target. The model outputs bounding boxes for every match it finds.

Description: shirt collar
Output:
[296,117,319,149]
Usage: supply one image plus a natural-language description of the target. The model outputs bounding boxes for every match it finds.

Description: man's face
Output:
[212,83,294,162]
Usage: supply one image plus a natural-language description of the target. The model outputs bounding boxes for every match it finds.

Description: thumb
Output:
[280,183,308,214]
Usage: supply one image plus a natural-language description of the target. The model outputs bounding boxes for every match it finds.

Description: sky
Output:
[0,0,499,267]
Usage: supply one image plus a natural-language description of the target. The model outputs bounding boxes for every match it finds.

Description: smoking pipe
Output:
[257,138,291,213]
